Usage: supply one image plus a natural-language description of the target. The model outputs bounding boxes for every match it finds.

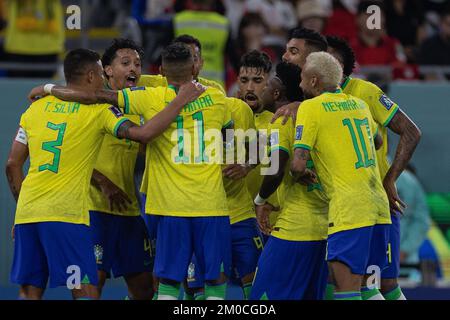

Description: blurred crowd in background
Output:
[1,0,450,86]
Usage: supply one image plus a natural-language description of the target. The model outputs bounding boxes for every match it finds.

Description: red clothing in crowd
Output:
[323,7,358,43]
[352,35,419,80]
[351,35,402,66]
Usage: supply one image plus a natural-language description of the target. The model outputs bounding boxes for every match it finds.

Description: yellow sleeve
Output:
[226,98,255,131]
[269,118,293,156]
[99,105,130,138]
[118,87,156,115]
[294,101,319,151]
[199,77,226,95]
[19,111,28,131]
[362,81,399,127]
[223,101,233,129]
[138,74,167,88]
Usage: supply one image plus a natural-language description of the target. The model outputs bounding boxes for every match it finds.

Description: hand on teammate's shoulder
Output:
[176,80,207,104]
[28,85,47,102]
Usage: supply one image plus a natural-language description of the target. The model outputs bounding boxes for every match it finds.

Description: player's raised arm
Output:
[28,84,119,105]
[115,81,206,144]
[5,129,30,202]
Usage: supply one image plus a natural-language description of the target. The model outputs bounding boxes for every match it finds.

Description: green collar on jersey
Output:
[340,76,352,90]
[168,84,178,93]
[324,87,343,94]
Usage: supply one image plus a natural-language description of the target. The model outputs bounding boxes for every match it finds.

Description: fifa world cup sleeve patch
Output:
[109,106,124,118]
[15,127,28,145]
[130,86,146,91]
[379,94,395,110]
[295,125,304,140]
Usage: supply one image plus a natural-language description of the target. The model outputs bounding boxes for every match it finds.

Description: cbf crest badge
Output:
[94,245,103,264]
[379,94,394,110]
[187,262,196,282]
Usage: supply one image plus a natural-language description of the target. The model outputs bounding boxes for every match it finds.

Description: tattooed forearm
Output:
[259,151,290,199]
[96,90,119,106]
[116,120,137,141]
[386,109,421,182]
[298,148,309,160]
[291,148,310,176]
[51,87,117,105]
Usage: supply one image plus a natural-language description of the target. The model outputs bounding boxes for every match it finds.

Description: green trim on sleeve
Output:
[270,146,290,155]
[122,89,130,114]
[113,118,129,138]
[340,77,351,90]
[382,104,399,127]
[168,84,178,94]
[293,143,312,151]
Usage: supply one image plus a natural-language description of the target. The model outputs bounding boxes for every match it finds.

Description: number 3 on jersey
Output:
[39,122,67,173]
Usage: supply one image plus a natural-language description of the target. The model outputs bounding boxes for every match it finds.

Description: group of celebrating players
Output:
[5,27,422,301]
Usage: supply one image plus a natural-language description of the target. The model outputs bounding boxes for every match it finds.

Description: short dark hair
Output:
[441,4,450,19]
[289,27,328,52]
[161,42,193,65]
[326,35,356,77]
[239,50,272,74]
[275,62,302,102]
[101,38,144,69]
[64,48,101,83]
[172,34,202,54]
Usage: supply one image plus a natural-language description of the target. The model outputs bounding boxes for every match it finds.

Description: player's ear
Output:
[311,76,318,89]
[104,65,113,78]
[273,89,280,101]
[87,69,95,84]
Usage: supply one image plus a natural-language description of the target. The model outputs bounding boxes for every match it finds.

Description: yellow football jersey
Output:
[16,96,129,226]
[269,117,329,241]
[294,89,390,235]
[246,110,284,225]
[341,77,399,180]
[138,74,226,196]
[118,85,232,217]
[223,97,256,224]
[245,110,273,200]
[88,111,142,216]
[139,74,226,94]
